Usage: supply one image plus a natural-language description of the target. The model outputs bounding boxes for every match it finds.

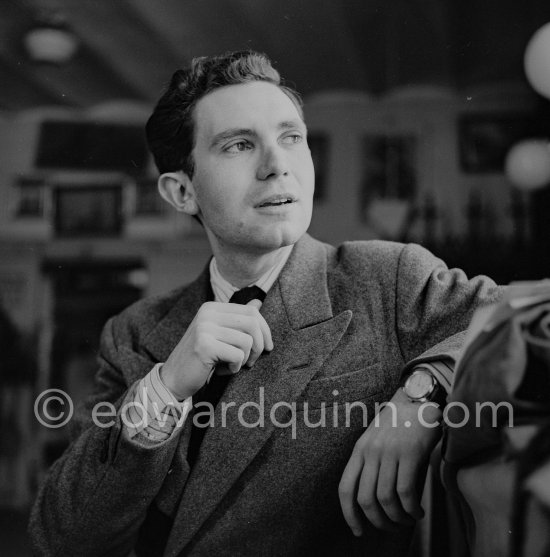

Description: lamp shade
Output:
[524,22,550,99]
[24,25,78,64]
[505,139,550,190]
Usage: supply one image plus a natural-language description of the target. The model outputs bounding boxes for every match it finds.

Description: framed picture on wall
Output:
[458,112,547,173]
[361,135,417,204]
[53,185,123,237]
[360,134,417,237]
[15,176,46,218]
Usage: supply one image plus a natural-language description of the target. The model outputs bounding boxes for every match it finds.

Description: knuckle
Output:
[247,304,259,314]
[353,436,368,453]
[396,485,414,500]
[377,494,394,508]
[238,314,250,328]
[370,437,386,452]
[243,335,254,350]
[338,482,351,498]
[194,333,211,353]
[370,519,386,530]
[356,496,375,511]
[200,301,215,314]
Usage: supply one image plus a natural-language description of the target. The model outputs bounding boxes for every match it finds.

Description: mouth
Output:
[256,194,298,208]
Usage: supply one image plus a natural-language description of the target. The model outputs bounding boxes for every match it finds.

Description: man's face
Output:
[187,81,314,256]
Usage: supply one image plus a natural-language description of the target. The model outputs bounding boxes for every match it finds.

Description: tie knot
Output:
[229,285,266,305]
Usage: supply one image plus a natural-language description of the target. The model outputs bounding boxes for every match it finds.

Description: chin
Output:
[253,222,309,251]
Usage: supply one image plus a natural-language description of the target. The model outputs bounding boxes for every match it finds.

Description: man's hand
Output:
[338,388,443,534]
[160,300,273,400]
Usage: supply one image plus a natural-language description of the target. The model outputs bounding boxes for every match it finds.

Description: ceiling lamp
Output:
[23,13,78,65]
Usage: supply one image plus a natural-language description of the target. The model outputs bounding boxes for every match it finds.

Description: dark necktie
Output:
[228,284,266,306]
[187,285,267,466]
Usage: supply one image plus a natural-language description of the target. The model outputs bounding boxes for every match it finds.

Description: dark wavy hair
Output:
[145,50,303,177]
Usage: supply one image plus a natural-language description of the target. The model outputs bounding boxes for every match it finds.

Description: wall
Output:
[304,82,542,246]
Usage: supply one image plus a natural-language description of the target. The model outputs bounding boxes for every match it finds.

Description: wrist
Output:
[159,364,190,401]
[392,388,443,428]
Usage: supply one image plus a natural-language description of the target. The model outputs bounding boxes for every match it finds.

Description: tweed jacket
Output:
[29,234,501,557]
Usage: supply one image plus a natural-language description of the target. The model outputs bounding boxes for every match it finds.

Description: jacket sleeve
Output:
[28,316,188,557]
[394,243,505,377]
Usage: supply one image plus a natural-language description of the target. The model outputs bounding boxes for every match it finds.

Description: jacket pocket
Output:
[297,363,385,410]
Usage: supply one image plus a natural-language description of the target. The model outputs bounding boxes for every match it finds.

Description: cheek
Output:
[195,183,247,231]
[295,153,315,187]
[193,170,230,213]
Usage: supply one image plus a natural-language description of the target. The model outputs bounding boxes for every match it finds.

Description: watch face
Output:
[405,371,435,400]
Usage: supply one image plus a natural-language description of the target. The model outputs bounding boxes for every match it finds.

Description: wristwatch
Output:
[402,368,447,408]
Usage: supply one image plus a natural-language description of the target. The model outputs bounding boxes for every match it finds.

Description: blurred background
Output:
[1,0,550,554]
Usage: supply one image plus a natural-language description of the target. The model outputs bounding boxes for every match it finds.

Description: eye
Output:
[281,133,303,145]
[225,140,253,153]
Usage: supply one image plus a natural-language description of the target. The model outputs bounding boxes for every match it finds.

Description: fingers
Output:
[246,299,274,352]
[339,414,432,537]
[211,339,248,374]
[247,299,262,310]
[360,461,397,530]
[196,301,272,374]
[354,451,425,530]
[163,301,273,397]
[215,307,272,368]
[338,448,366,537]
[227,301,274,354]
[395,458,426,521]
[355,456,405,531]
[340,455,420,535]
[374,460,416,528]
[213,327,255,370]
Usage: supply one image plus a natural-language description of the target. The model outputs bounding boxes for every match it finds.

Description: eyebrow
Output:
[210,128,255,148]
[210,119,306,148]
[278,119,306,132]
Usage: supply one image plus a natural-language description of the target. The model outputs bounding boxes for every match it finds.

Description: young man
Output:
[29,51,500,556]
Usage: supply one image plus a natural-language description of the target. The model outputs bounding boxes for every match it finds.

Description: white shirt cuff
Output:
[124,363,192,441]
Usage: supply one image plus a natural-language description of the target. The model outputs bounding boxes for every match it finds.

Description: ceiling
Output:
[1,0,550,112]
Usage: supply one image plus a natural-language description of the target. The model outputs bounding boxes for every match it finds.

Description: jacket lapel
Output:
[141,268,213,364]
[164,235,353,556]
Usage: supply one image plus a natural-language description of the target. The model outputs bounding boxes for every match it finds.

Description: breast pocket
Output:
[297,362,386,410]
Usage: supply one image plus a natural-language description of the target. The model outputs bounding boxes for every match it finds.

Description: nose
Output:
[256,144,289,181]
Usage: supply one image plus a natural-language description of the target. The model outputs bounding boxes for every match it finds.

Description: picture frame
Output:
[458,112,548,173]
[53,185,123,237]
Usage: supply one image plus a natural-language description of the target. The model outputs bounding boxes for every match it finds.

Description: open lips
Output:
[256,195,297,208]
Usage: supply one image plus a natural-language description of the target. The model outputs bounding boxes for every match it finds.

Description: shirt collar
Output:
[209,245,293,303]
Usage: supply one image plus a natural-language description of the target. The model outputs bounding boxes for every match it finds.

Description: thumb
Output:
[247,299,262,310]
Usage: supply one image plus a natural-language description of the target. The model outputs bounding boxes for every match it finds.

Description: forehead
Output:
[193,81,303,139]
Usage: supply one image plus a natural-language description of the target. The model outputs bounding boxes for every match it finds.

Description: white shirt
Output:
[209,245,293,302]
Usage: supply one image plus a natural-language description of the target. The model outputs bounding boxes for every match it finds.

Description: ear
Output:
[157,172,199,216]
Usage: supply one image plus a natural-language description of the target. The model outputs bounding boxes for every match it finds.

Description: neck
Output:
[213,245,292,288]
